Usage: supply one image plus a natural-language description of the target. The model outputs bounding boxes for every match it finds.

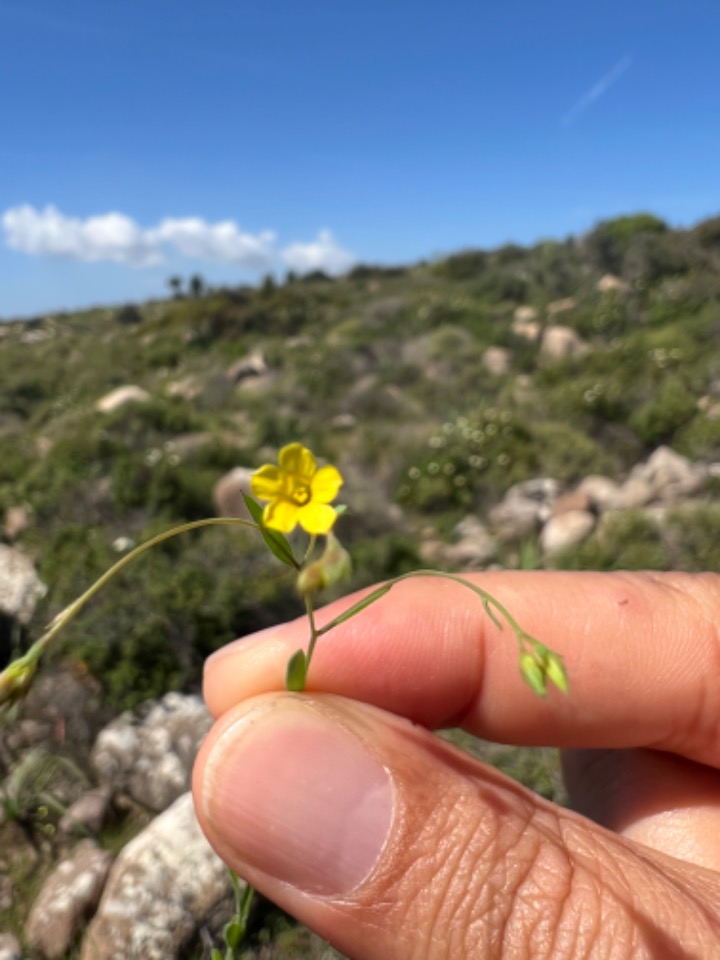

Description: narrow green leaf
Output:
[224,919,243,949]
[242,494,298,568]
[285,649,307,691]
[317,583,394,634]
[210,949,223,960]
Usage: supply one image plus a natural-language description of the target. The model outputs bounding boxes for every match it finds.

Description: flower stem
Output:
[316,569,533,654]
[303,592,321,678]
[7,517,260,685]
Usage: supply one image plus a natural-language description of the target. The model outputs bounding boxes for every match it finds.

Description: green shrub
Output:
[433,250,488,280]
[586,213,668,274]
[630,377,698,447]
[665,503,720,571]
[529,421,613,482]
[556,510,669,571]
[397,409,536,513]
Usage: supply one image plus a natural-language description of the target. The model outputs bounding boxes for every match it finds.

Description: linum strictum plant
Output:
[0,441,568,957]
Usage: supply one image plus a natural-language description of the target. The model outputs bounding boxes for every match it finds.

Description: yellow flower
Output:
[251,443,344,535]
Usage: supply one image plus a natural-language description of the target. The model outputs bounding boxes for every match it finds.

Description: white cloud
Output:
[562,56,632,127]
[281,229,356,276]
[2,204,277,270]
[3,205,357,278]
[148,218,276,269]
[3,205,161,265]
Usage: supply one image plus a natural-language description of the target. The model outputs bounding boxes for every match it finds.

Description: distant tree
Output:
[299,270,331,284]
[284,270,298,285]
[189,274,205,298]
[260,273,277,297]
[693,215,720,249]
[434,250,488,280]
[115,304,142,325]
[167,275,184,298]
[585,214,668,275]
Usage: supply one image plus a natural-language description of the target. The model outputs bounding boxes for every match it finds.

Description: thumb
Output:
[193,693,718,960]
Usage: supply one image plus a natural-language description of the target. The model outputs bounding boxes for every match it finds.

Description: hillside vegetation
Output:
[3,211,720,708]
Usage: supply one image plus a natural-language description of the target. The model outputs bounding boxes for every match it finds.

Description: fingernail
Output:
[201,699,394,896]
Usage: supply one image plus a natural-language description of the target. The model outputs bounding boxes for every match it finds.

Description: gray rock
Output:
[225,349,267,383]
[59,785,113,836]
[3,505,32,542]
[95,385,150,414]
[597,274,629,293]
[550,489,592,516]
[0,933,22,960]
[212,467,254,519]
[25,840,113,960]
[13,666,111,756]
[513,305,538,323]
[481,346,511,376]
[449,515,498,566]
[0,544,46,624]
[91,693,212,813]
[541,510,596,556]
[546,296,577,316]
[489,478,559,541]
[81,793,233,960]
[330,413,358,430]
[635,446,707,502]
[540,325,587,361]
[511,318,541,341]
[614,476,655,509]
[575,475,622,513]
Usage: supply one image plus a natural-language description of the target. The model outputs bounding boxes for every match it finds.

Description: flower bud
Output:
[519,652,547,697]
[0,658,37,709]
[544,652,569,693]
[296,533,352,595]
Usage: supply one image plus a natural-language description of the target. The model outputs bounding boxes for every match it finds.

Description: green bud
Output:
[296,532,352,595]
[545,652,569,694]
[0,658,37,708]
[519,652,547,697]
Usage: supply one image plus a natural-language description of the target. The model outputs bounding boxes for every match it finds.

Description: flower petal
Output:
[297,502,337,535]
[311,465,344,504]
[264,499,300,533]
[279,443,316,480]
[251,465,283,501]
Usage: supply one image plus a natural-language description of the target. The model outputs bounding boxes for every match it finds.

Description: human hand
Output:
[193,571,720,959]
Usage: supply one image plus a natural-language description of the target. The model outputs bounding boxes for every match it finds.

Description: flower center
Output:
[293,483,311,506]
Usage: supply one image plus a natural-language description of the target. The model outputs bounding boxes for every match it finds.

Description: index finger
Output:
[203,570,720,768]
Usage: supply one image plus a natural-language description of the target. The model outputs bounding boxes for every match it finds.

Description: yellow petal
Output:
[297,502,337,535]
[279,443,316,480]
[264,499,300,533]
[311,465,344,504]
[251,465,283,501]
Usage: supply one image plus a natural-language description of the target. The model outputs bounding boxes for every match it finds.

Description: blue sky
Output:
[2,0,719,319]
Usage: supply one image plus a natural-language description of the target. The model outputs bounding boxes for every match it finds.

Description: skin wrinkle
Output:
[523,829,575,959]
[560,818,720,956]
[197,572,720,959]
[641,573,720,762]
[363,721,557,960]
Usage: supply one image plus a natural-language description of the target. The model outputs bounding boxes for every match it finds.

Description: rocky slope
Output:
[2,211,720,955]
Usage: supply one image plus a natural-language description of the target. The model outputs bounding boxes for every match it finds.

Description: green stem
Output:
[303,592,320,677]
[302,534,318,566]
[315,569,535,655]
[33,517,259,662]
